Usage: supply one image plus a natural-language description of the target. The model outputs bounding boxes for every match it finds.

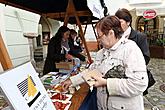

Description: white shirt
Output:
[122,26,131,39]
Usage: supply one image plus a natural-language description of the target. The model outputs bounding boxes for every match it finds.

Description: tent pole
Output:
[92,23,100,50]
[0,33,13,70]
[64,0,92,63]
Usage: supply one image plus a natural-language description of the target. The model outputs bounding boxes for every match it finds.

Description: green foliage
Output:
[156,38,165,46]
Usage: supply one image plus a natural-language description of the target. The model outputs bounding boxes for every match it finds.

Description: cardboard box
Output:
[55,62,73,70]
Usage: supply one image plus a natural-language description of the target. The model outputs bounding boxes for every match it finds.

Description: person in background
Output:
[115,8,153,95]
[62,16,148,110]
[43,26,73,75]
[68,29,86,61]
[115,8,150,65]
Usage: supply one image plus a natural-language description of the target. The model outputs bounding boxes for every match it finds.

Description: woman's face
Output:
[96,28,118,49]
[63,31,70,41]
[71,33,77,39]
[119,19,129,31]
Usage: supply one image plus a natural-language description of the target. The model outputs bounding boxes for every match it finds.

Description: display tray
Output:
[53,100,71,110]
[51,93,72,102]
[41,72,70,86]
[51,84,68,93]
[46,83,89,110]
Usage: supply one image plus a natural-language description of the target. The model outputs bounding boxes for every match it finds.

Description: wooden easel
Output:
[0,33,13,70]
[64,0,92,63]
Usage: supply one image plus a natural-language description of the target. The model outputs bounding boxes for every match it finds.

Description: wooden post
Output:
[64,0,92,63]
[0,33,13,70]
[92,23,101,50]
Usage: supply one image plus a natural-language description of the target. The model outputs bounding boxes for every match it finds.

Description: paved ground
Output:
[144,58,165,110]
[35,57,165,110]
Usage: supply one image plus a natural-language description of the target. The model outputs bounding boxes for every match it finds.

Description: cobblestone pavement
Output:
[144,58,165,110]
[35,57,165,110]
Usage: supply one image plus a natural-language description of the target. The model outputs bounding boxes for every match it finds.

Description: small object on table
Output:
[53,100,71,110]
[69,86,75,94]
[52,84,68,93]
[51,93,68,100]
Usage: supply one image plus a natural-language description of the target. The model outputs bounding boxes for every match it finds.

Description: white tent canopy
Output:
[128,0,162,5]
[105,0,134,15]
[87,0,165,18]
[87,0,104,19]
[87,0,134,17]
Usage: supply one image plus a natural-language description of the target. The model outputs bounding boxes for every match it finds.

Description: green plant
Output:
[156,38,165,46]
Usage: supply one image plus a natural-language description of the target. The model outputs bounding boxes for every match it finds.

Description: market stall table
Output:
[69,83,89,110]
[41,72,90,110]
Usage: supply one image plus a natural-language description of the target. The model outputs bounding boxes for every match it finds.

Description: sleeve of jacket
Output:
[136,32,150,65]
[68,38,75,50]
[106,42,148,97]
[70,69,89,86]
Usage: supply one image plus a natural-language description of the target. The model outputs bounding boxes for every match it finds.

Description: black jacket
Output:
[68,37,82,53]
[43,37,66,75]
[129,28,153,95]
[129,28,150,65]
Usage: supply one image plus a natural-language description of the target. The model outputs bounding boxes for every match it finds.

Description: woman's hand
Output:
[65,54,73,60]
[61,79,72,91]
[91,75,107,87]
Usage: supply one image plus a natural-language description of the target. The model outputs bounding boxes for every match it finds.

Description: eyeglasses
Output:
[97,33,105,39]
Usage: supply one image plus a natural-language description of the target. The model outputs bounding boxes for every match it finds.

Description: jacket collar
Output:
[103,37,128,53]
[123,26,131,38]
[129,28,137,39]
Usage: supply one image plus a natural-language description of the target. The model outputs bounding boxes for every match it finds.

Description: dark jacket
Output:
[68,37,85,61]
[129,28,154,95]
[68,37,82,54]
[129,28,150,65]
[43,36,66,75]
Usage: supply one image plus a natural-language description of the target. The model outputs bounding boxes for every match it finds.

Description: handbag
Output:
[79,87,98,110]
[143,69,156,95]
